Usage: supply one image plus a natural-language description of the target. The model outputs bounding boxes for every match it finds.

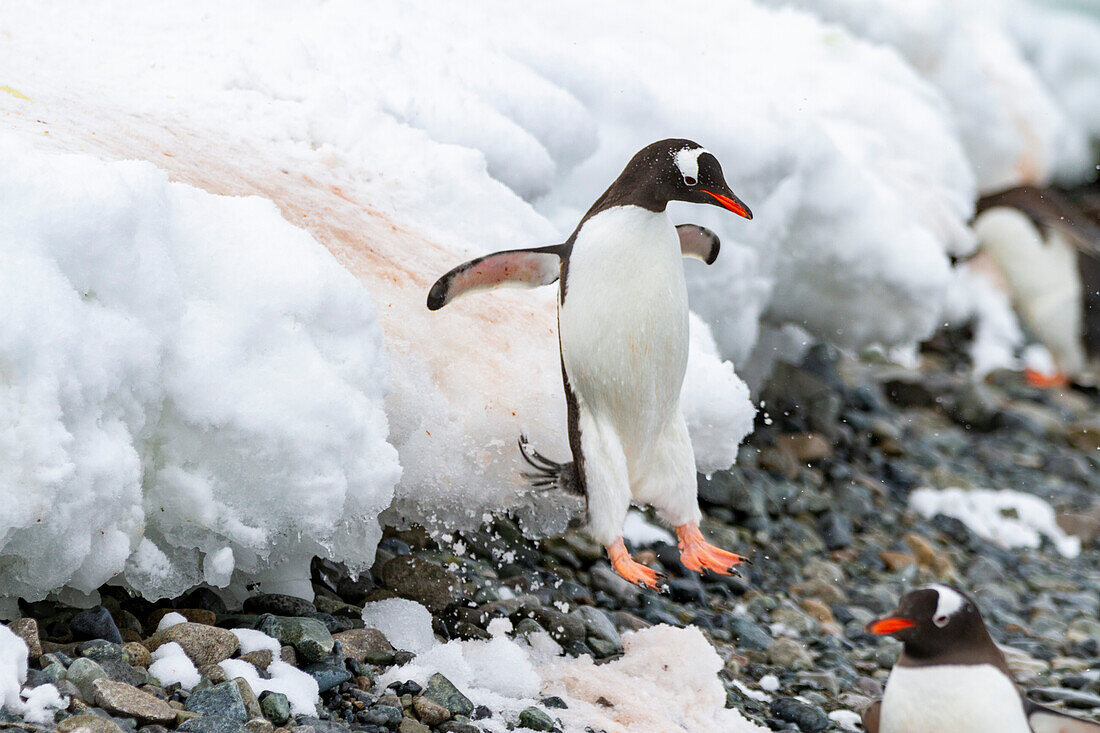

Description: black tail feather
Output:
[518,435,582,496]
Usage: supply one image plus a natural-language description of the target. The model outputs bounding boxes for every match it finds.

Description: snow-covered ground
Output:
[368,603,769,733]
[1,0,1099,603]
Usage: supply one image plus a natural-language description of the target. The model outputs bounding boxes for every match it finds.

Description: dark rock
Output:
[770,697,829,732]
[518,706,556,731]
[70,607,124,644]
[423,673,474,717]
[242,594,317,617]
[256,615,333,664]
[302,660,351,692]
[378,556,470,613]
[185,681,249,722]
[66,656,109,701]
[178,716,248,733]
[258,692,290,726]
[729,617,773,651]
[819,512,853,550]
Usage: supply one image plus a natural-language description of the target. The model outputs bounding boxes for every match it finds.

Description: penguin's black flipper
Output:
[860,700,880,733]
[1025,698,1100,732]
[427,245,564,310]
[676,224,720,265]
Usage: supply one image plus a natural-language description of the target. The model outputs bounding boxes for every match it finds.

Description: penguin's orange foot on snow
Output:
[1024,368,1069,389]
[606,538,666,591]
[676,522,746,575]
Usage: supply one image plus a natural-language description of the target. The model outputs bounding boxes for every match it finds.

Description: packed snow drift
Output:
[0,137,400,602]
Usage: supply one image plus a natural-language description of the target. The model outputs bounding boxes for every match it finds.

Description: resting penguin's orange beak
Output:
[702,189,753,219]
[867,617,916,635]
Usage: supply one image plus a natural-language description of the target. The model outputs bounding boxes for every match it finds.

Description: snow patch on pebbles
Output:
[149,642,201,692]
[376,616,766,733]
[231,628,283,656]
[909,487,1081,558]
[219,659,319,716]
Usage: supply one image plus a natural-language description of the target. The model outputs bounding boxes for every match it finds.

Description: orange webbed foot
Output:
[676,523,746,575]
[606,538,666,591]
[1024,368,1069,389]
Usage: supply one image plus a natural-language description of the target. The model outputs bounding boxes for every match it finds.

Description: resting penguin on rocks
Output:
[863,584,1100,733]
[427,139,753,590]
[971,185,1100,386]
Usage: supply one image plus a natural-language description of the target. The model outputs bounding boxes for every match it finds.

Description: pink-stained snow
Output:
[371,600,766,733]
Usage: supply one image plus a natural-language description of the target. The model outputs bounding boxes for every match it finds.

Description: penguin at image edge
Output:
[427,138,753,589]
[864,584,1100,733]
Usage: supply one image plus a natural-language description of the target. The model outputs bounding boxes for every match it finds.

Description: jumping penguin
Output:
[427,139,753,589]
[863,584,1100,733]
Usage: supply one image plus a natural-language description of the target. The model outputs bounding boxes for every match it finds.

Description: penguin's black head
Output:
[867,584,989,660]
[610,139,753,219]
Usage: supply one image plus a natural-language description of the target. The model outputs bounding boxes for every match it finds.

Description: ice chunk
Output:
[361,599,437,655]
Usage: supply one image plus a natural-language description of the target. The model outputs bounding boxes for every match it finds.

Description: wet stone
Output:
[185,680,249,722]
[92,678,176,723]
[66,656,109,702]
[242,594,317,618]
[146,623,239,667]
[332,628,394,665]
[70,607,124,644]
[770,697,829,732]
[58,713,126,733]
[9,617,42,659]
[258,692,290,726]
[412,695,451,726]
[423,673,474,717]
[518,706,556,731]
[256,616,333,664]
[178,715,249,733]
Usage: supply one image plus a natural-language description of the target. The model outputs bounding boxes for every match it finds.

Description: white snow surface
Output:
[155,613,188,633]
[19,684,68,725]
[0,137,399,601]
[149,642,201,692]
[219,658,320,717]
[231,628,283,656]
[909,487,1081,558]
[766,0,1100,188]
[378,622,767,733]
[0,626,28,714]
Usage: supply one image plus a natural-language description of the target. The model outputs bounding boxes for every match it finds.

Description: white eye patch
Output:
[928,584,965,626]
[674,146,707,186]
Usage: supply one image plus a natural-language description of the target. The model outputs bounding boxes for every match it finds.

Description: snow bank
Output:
[0,137,400,602]
[373,603,765,733]
[769,0,1100,187]
[909,487,1081,558]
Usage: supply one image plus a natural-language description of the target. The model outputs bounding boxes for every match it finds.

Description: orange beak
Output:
[868,617,916,635]
[702,189,753,219]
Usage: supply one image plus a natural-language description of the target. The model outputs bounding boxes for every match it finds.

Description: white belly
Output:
[558,206,688,440]
[880,664,1030,733]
